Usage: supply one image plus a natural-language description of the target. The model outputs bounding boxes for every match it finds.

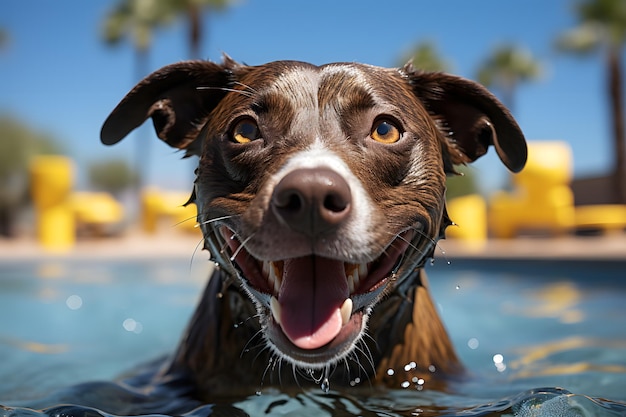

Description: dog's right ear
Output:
[101,59,236,156]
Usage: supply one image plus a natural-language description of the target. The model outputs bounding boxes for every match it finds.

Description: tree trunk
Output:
[607,46,626,204]
[188,4,202,59]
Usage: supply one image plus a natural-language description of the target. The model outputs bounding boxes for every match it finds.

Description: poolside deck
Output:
[438,235,626,261]
[0,230,624,262]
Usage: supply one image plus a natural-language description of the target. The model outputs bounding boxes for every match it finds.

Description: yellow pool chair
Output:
[489,141,575,238]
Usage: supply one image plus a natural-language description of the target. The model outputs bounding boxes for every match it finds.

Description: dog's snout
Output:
[272,168,352,236]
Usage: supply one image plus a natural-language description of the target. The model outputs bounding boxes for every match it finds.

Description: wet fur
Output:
[101,57,526,400]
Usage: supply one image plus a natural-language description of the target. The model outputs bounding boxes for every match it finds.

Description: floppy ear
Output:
[101,59,236,156]
[403,64,527,173]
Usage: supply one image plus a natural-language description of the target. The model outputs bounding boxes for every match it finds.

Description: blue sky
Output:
[1,0,622,193]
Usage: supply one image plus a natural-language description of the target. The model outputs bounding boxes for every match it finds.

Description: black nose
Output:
[271,168,352,236]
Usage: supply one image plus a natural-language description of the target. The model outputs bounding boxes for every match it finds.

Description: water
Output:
[1,256,625,416]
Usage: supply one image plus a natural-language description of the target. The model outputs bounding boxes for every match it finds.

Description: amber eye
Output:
[231,118,260,143]
[371,120,401,144]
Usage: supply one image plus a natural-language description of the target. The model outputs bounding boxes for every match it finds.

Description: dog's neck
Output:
[166,266,459,399]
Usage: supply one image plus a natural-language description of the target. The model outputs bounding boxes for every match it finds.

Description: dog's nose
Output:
[272,168,352,236]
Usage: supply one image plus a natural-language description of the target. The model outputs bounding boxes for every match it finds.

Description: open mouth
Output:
[218,226,415,366]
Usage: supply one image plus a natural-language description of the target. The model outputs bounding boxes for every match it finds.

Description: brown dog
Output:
[101,57,526,399]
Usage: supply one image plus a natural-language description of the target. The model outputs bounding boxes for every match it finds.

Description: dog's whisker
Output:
[244,329,268,362]
[260,355,276,390]
[240,322,264,355]
[196,86,255,98]
[385,230,428,259]
[199,214,237,226]
[171,214,199,228]
[411,227,451,265]
[229,233,255,261]
[249,337,270,362]
[232,81,259,95]
[353,342,376,377]
[188,235,208,273]
[346,352,372,387]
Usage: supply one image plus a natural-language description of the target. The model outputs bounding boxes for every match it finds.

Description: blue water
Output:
[1,255,625,416]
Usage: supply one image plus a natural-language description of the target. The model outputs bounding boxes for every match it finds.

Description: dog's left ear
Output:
[101,59,237,156]
[403,65,527,173]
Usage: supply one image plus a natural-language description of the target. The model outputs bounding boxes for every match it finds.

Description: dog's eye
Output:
[371,120,401,144]
[231,119,260,144]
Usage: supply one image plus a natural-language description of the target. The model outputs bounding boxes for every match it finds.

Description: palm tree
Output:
[170,0,234,59]
[556,0,626,204]
[102,0,177,198]
[101,1,236,196]
[102,0,176,79]
[401,41,451,73]
[476,44,542,113]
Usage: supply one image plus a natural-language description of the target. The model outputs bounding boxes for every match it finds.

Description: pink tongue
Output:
[278,256,349,350]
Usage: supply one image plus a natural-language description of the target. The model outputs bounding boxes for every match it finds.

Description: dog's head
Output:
[102,58,525,371]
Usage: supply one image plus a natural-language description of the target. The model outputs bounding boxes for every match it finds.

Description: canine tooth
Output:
[358,263,368,278]
[348,275,355,293]
[270,296,281,325]
[266,262,276,290]
[262,260,271,278]
[340,298,353,326]
[351,269,360,289]
[270,262,282,294]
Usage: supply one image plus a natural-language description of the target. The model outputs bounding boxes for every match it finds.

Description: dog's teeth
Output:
[266,263,276,290]
[273,275,281,294]
[271,262,282,294]
[262,261,271,278]
[353,269,361,288]
[348,274,355,293]
[340,298,353,326]
[270,296,281,325]
[358,263,368,278]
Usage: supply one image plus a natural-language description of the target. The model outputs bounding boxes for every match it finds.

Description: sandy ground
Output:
[0,229,625,261]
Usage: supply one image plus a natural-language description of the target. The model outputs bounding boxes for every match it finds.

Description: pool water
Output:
[0,255,625,416]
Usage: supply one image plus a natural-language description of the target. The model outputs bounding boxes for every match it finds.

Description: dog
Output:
[101,56,526,400]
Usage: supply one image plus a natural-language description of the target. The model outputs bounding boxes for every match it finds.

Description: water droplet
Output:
[467,337,479,349]
[122,318,143,334]
[455,285,460,290]
[401,381,410,388]
[320,377,330,393]
[387,368,395,376]
[255,391,262,396]
[66,294,83,310]
[429,259,435,266]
